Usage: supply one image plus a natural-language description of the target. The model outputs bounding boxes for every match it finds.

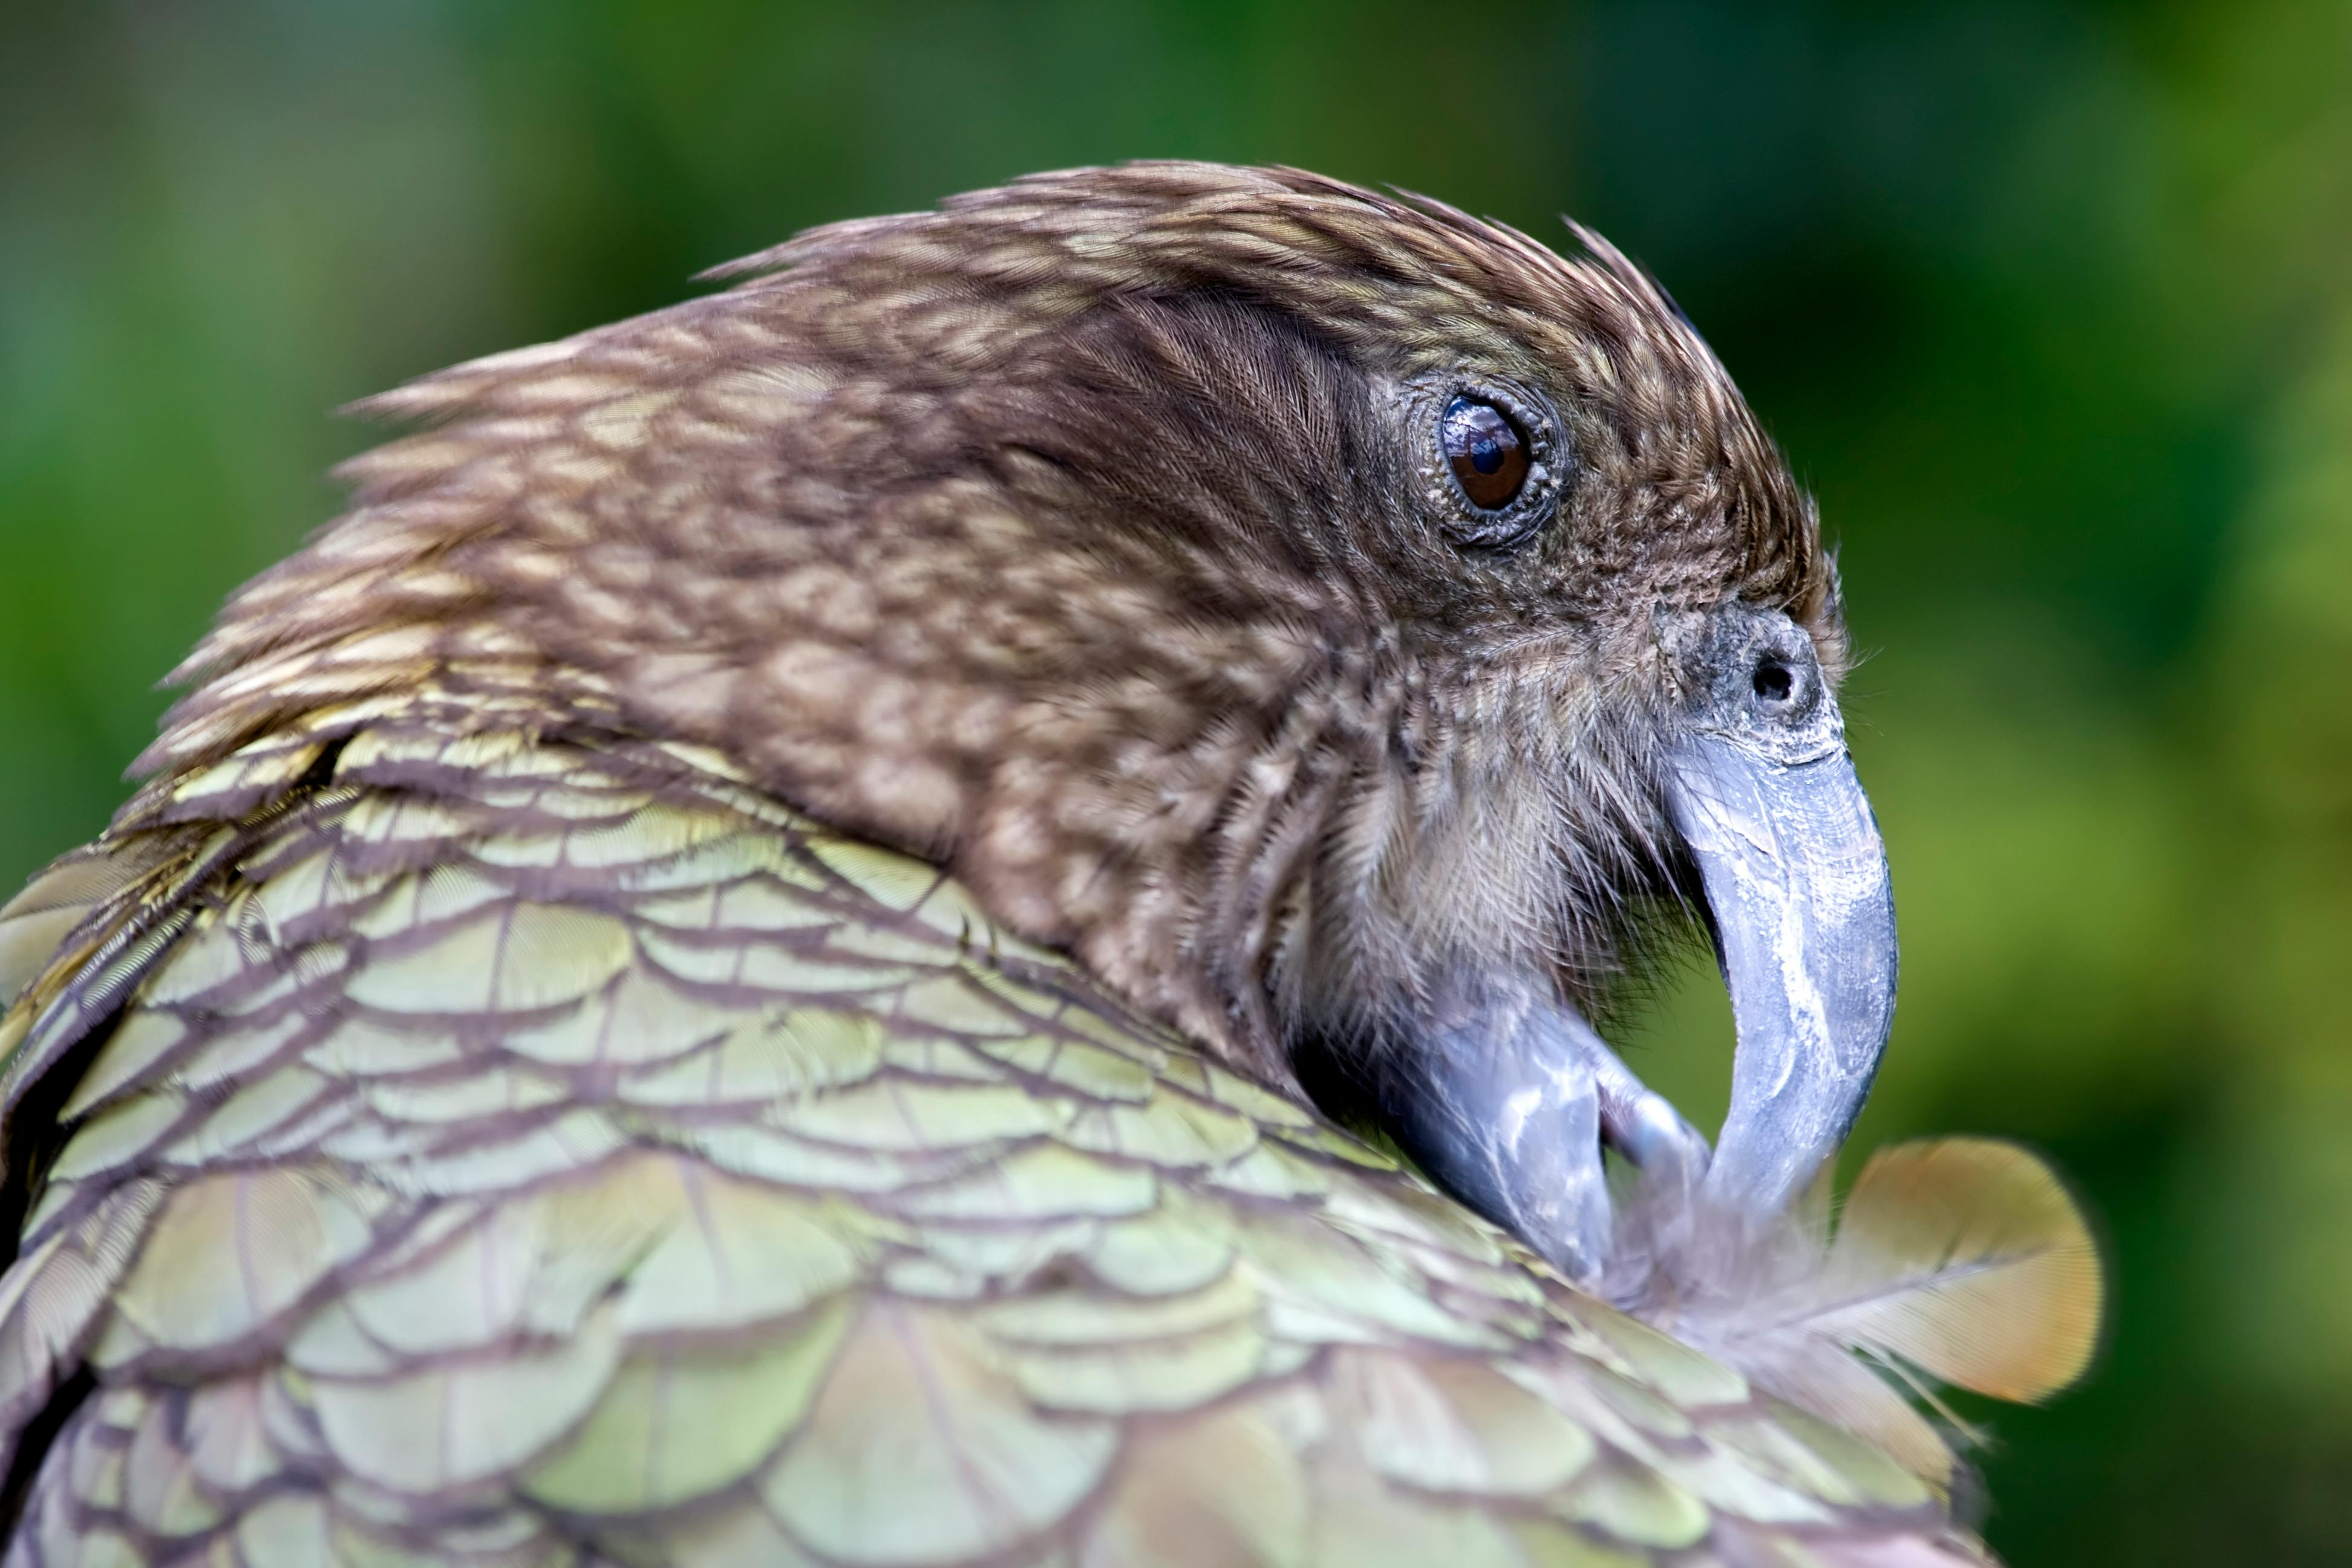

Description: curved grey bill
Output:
[1375,978,1711,1282]
[1387,985,1613,1281]
[1668,730,1897,1221]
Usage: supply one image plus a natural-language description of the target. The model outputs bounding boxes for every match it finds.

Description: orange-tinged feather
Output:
[1823,1138,2104,1404]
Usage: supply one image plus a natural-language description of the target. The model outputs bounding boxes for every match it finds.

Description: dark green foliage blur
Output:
[2,1,2347,1558]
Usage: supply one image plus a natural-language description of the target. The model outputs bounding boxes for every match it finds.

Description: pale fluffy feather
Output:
[1607,1137,2105,1482]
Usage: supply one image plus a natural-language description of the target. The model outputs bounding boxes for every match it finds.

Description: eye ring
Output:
[1403,374,1569,550]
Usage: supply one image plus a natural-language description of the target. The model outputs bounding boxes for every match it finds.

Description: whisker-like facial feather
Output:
[137,160,1834,1148]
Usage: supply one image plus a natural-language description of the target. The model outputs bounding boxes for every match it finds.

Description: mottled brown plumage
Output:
[0,164,2074,1568]
[142,163,1835,1082]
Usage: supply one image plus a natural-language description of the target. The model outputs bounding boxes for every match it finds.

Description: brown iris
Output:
[1440,396,1531,510]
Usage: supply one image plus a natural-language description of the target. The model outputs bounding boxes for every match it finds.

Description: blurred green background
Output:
[2,1,2347,1559]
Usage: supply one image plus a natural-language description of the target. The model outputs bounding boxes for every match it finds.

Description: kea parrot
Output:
[0,164,2099,1567]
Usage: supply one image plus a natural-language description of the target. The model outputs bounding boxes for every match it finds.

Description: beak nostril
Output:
[1752,662,1794,704]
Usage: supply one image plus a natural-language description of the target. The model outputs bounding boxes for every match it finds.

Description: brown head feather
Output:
[133,162,1838,1080]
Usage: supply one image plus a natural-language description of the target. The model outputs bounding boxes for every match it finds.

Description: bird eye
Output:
[1440,397,1531,511]
[1406,374,1566,550]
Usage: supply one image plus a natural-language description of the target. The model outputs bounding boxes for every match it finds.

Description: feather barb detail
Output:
[1619,1136,2105,1483]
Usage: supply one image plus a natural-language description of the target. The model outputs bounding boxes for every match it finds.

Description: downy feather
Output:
[1607,1137,2104,1483]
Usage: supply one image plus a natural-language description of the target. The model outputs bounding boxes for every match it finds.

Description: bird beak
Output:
[1667,681,1896,1227]
[1360,609,1893,1284]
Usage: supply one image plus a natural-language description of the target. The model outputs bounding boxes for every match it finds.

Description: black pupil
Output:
[1442,397,1528,511]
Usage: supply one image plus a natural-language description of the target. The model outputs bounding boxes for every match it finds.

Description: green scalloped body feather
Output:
[0,707,1982,1568]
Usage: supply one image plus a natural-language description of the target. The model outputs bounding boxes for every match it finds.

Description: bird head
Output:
[150,163,1895,1281]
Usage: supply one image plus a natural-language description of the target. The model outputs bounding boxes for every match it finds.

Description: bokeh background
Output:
[2,1,2347,1560]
